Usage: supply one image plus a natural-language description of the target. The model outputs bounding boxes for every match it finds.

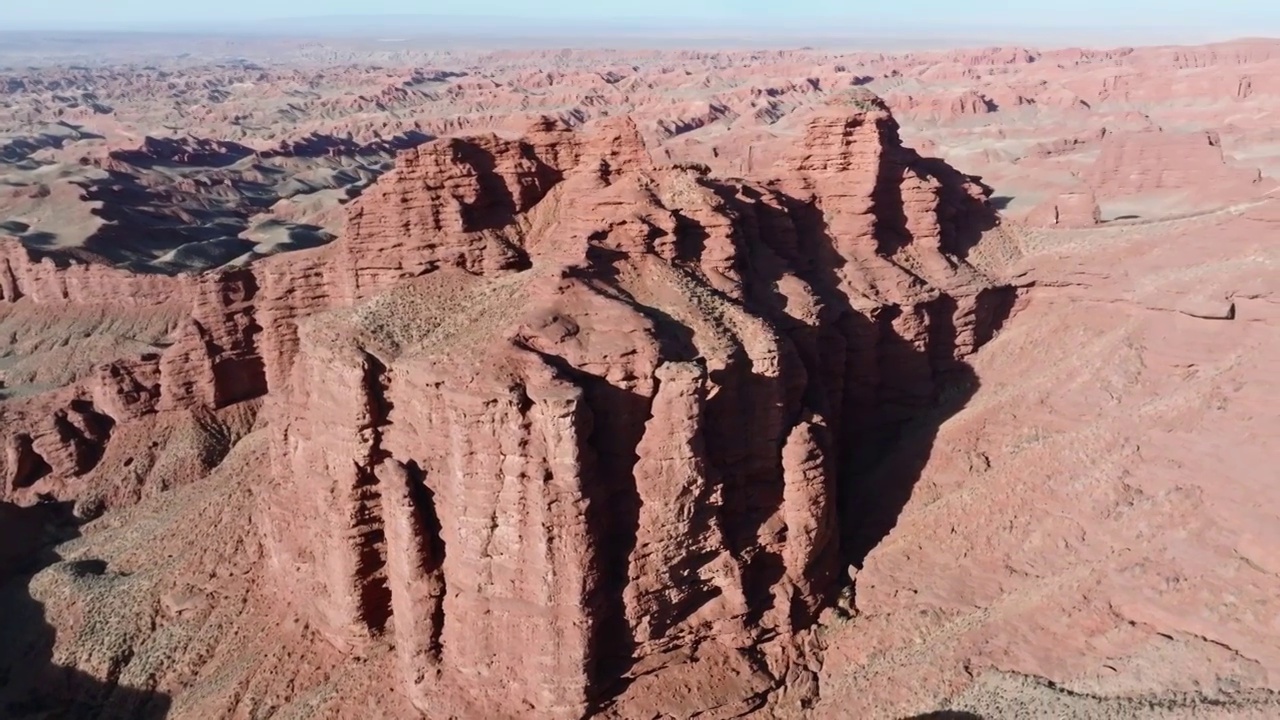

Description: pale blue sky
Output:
[5,0,1280,36]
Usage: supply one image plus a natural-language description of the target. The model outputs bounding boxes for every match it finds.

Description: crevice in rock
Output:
[362,350,393,446]
[353,350,394,635]
[873,159,914,257]
[53,402,116,476]
[518,345,646,704]
[352,464,392,635]
[704,351,790,631]
[973,286,1019,347]
[404,459,446,662]
[211,271,268,406]
[7,434,51,490]
[672,209,711,263]
[926,295,961,376]
[581,372,647,697]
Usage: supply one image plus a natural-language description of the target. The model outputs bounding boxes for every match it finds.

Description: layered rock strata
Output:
[0,238,186,305]
[260,94,1011,717]
[1,94,1013,717]
[0,265,270,501]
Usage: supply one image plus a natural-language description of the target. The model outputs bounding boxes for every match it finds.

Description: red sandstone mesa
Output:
[0,92,1011,717]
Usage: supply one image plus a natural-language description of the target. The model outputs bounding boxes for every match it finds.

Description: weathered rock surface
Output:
[5,35,1280,720]
[0,265,269,504]
[3,93,1010,717]
[1025,188,1102,228]
[252,94,1008,717]
[1084,128,1277,211]
[0,237,187,305]
[884,89,996,123]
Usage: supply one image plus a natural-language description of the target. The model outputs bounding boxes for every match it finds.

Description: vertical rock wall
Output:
[1,96,1015,718]
[261,96,1012,717]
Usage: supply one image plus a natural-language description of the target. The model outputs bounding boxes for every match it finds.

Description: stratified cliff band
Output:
[0,91,1013,718]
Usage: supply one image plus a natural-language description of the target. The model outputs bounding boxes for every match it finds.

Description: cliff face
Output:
[0,239,187,305]
[0,264,270,504]
[260,94,1012,717]
[1,95,1012,717]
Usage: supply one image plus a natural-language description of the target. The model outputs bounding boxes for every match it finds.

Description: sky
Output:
[5,0,1280,40]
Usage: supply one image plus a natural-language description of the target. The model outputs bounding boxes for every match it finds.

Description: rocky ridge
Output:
[0,93,1012,717]
[8,37,1280,283]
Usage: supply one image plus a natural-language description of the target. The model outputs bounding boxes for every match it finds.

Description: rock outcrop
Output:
[884,89,997,123]
[1026,188,1102,228]
[1,93,1012,718]
[0,238,186,305]
[258,94,1010,717]
[10,38,1280,719]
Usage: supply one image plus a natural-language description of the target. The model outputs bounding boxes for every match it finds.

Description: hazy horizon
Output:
[6,1,1280,48]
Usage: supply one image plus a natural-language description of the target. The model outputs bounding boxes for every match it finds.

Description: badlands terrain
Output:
[1,31,1279,720]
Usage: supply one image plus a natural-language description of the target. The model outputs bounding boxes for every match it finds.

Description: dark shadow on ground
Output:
[903,713,985,720]
[988,195,1015,211]
[842,363,979,571]
[284,223,337,249]
[842,285,1015,582]
[0,500,172,719]
[16,231,60,250]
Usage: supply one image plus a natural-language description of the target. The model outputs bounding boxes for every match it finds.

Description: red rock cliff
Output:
[0,238,186,306]
[1,94,1012,718]
[259,94,1014,718]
